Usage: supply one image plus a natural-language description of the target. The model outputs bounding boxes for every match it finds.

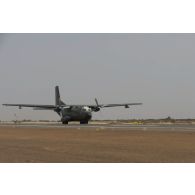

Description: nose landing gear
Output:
[80,121,89,124]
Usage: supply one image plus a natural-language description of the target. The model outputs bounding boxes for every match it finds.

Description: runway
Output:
[1,123,195,132]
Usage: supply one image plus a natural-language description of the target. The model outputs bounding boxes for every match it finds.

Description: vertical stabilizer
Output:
[55,86,65,106]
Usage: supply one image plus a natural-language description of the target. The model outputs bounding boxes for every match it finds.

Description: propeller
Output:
[95,98,99,107]
[93,98,100,112]
[95,98,104,119]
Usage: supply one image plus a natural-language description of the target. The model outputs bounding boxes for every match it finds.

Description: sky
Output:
[0,33,195,121]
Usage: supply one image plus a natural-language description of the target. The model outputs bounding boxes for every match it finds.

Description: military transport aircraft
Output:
[3,86,142,124]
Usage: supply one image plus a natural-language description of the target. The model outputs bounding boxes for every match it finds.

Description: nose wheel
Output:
[80,121,88,124]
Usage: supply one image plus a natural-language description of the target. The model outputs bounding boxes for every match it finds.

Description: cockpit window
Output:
[83,106,91,112]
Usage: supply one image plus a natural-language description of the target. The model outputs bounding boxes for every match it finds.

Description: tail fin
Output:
[55,86,65,106]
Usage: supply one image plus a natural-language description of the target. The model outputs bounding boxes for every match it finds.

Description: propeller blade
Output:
[95,98,99,107]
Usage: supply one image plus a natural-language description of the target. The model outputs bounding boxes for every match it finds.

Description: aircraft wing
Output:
[87,103,142,111]
[3,104,56,110]
[99,103,142,108]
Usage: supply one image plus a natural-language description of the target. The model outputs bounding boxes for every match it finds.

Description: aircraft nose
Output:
[86,112,92,120]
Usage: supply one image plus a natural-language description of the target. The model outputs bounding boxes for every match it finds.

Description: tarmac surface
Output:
[0,123,195,162]
[1,123,195,131]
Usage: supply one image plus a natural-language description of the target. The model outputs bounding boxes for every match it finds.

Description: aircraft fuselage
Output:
[60,106,92,124]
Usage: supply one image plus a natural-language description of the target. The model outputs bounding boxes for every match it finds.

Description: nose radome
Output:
[86,112,92,119]
[87,111,92,116]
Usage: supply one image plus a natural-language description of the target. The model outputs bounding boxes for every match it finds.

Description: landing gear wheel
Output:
[80,121,88,125]
[62,121,68,125]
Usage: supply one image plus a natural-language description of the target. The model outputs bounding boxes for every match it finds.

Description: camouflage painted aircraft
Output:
[3,86,142,124]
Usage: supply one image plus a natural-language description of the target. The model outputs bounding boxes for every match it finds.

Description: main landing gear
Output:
[62,121,68,125]
[61,121,89,125]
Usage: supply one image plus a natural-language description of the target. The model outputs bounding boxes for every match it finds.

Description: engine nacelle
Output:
[93,107,100,112]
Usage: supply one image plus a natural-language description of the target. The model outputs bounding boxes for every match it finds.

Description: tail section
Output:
[55,86,65,106]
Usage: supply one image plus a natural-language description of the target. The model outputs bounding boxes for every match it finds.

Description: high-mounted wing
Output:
[3,104,56,110]
[66,99,142,110]
[86,99,142,112]
[93,98,142,108]
[99,103,142,108]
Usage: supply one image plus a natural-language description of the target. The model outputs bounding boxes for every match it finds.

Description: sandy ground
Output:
[0,126,195,162]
